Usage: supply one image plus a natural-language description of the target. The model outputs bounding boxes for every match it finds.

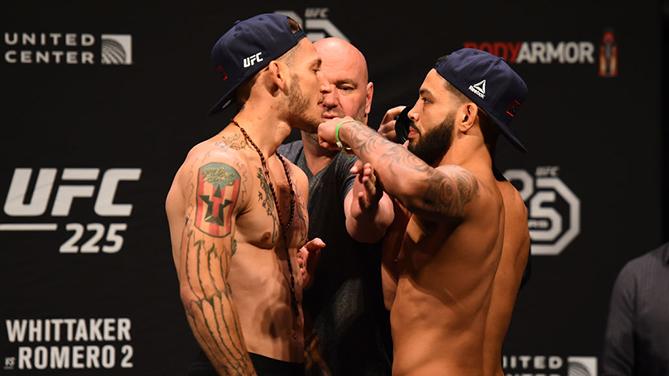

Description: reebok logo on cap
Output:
[469,79,486,99]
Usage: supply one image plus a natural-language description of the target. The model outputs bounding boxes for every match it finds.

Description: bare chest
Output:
[236,164,307,250]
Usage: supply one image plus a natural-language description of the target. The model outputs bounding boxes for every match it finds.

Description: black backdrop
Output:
[1,1,666,375]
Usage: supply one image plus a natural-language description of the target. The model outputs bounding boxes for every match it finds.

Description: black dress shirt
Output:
[602,242,669,376]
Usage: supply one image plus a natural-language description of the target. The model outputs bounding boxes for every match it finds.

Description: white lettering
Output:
[580,42,594,63]
[102,345,115,368]
[6,320,27,342]
[51,169,99,216]
[81,34,95,46]
[86,346,100,368]
[103,318,115,341]
[5,50,17,63]
[20,50,32,63]
[82,51,94,64]
[34,347,47,369]
[18,347,32,369]
[516,43,533,63]
[65,33,77,46]
[4,32,18,45]
[75,319,88,341]
[117,318,132,341]
[94,169,141,216]
[28,319,41,342]
[50,346,70,369]
[72,346,85,369]
[531,42,546,63]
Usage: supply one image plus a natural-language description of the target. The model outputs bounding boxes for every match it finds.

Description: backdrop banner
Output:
[1,2,661,375]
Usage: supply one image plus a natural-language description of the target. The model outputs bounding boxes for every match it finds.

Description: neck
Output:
[439,139,493,171]
[300,130,337,175]
[232,104,292,157]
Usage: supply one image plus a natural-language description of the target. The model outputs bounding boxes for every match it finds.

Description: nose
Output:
[318,71,330,94]
[321,82,338,110]
[408,100,420,123]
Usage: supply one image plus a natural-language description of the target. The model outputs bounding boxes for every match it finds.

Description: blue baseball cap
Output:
[435,48,528,152]
[209,13,306,115]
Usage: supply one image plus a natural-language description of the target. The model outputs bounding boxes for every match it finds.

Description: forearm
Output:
[180,230,255,375]
[338,120,476,219]
[345,191,394,243]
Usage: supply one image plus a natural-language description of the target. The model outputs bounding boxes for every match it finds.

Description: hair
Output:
[277,17,302,67]
[478,109,499,149]
[234,73,258,108]
[442,79,499,149]
[443,80,468,104]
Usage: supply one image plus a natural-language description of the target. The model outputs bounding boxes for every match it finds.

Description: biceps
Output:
[192,162,243,238]
[410,168,479,220]
[178,161,243,298]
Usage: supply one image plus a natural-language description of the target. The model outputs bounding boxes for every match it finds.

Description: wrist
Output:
[335,120,358,149]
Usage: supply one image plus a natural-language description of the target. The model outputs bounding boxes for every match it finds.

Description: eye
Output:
[338,85,355,92]
[422,97,432,104]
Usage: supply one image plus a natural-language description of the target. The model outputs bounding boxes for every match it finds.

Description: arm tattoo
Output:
[181,228,254,375]
[341,121,479,219]
[195,162,241,237]
[180,161,255,374]
[422,167,479,219]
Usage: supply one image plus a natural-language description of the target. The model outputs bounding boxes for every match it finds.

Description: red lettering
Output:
[493,42,508,59]
[508,42,522,63]
[479,42,493,54]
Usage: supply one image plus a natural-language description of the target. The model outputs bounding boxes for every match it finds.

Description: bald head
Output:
[315,37,369,83]
[314,37,373,123]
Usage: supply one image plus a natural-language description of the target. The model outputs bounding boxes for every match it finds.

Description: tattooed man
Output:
[166,14,327,376]
[317,48,529,376]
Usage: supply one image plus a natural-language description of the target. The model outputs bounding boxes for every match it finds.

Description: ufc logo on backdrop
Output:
[4,168,140,217]
[1,168,141,254]
[504,166,580,256]
[274,8,349,41]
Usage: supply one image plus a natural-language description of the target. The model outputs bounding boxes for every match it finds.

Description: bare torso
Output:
[385,166,505,376]
[166,128,309,364]
[482,180,530,376]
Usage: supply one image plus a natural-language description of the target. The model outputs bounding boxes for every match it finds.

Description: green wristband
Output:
[335,122,344,148]
[335,120,355,150]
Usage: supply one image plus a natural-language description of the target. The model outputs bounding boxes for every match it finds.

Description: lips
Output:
[322,111,343,120]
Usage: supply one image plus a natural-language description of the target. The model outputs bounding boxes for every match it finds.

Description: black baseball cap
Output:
[209,13,306,115]
[435,48,528,152]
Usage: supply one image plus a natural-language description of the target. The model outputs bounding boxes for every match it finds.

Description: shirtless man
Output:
[317,48,529,375]
[165,14,327,375]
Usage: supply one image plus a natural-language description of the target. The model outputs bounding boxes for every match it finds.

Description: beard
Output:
[287,74,321,133]
[408,113,454,166]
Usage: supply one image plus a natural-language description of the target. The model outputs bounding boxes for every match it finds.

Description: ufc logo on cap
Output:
[243,52,263,68]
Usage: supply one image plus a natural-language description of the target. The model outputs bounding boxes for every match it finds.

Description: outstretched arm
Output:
[175,158,255,375]
[319,117,479,222]
[344,161,394,243]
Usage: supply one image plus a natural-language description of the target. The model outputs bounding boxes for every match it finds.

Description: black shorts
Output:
[188,350,304,376]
